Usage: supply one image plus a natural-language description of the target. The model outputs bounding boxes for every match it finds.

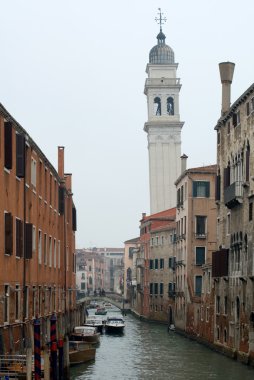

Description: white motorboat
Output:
[85,315,104,333]
[105,316,125,333]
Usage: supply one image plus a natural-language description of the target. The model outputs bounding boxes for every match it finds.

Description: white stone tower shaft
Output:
[144,29,184,214]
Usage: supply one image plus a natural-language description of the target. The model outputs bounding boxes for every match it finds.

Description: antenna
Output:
[155,8,167,32]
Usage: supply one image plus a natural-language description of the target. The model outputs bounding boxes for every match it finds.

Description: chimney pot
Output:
[219,62,235,115]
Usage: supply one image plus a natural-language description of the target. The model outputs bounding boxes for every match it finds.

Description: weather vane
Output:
[155,8,167,32]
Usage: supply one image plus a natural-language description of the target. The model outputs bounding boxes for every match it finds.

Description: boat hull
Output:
[69,348,96,366]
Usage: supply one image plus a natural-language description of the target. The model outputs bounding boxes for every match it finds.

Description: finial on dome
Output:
[155,8,167,33]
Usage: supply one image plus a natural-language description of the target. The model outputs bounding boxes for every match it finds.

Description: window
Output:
[226,213,231,235]
[149,260,154,269]
[44,234,47,265]
[206,307,209,322]
[195,247,205,266]
[224,296,228,315]
[31,158,36,187]
[196,216,206,237]
[150,283,153,295]
[4,122,13,170]
[44,168,47,200]
[246,102,250,116]
[32,286,36,317]
[168,257,176,269]
[16,218,23,258]
[195,276,202,296]
[159,283,164,295]
[160,258,164,269]
[32,226,36,252]
[15,285,20,320]
[49,174,53,205]
[161,236,164,245]
[216,296,220,314]
[236,297,240,321]
[4,285,9,323]
[38,286,41,316]
[81,282,86,290]
[251,97,254,112]
[5,212,13,255]
[227,121,230,134]
[53,238,56,268]
[154,97,161,116]
[154,259,158,269]
[38,230,42,264]
[154,283,158,295]
[58,240,61,269]
[167,97,174,115]
[129,247,134,259]
[193,181,210,197]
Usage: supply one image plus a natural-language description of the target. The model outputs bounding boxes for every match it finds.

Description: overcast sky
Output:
[1,0,253,248]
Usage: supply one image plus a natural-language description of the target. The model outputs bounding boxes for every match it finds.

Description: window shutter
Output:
[205,182,210,197]
[16,133,25,178]
[193,181,197,197]
[72,207,77,231]
[215,175,221,200]
[5,213,13,255]
[4,122,13,170]
[59,187,65,214]
[25,223,33,259]
[16,219,23,257]
[246,147,250,182]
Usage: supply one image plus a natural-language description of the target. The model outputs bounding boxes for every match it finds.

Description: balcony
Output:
[137,284,144,293]
[224,181,243,209]
[136,258,145,268]
[168,291,176,299]
[195,233,207,239]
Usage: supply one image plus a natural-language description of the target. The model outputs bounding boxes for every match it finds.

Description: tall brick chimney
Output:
[58,146,65,178]
[219,62,235,115]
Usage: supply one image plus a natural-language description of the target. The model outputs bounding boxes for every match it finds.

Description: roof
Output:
[150,220,176,234]
[175,164,217,185]
[0,103,61,181]
[124,237,140,244]
[215,82,254,130]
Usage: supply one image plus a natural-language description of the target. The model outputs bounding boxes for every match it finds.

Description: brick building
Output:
[213,63,254,363]
[0,103,77,354]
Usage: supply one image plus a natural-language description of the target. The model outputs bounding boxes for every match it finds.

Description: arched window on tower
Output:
[154,97,161,116]
[167,97,174,115]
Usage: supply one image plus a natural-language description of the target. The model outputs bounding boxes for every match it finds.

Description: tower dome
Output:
[149,30,175,64]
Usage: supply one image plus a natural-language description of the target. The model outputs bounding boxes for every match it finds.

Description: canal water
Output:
[70,307,254,380]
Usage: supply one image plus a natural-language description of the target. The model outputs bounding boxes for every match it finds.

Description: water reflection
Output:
[71,311,254,380]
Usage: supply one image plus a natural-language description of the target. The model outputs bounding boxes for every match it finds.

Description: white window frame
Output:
[38,230,42,264]
[31,158,37,187]
[49,236,52,267]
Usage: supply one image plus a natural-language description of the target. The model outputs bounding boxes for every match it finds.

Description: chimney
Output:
[142,213,146,219]
[219,62,235,115]
[58,146,65,178]
[181,154,188,174]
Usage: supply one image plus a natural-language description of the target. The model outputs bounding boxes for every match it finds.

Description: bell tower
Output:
[144,9,184,214]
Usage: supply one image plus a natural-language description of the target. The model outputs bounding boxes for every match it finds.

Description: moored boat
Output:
[95,307,107,315]
[71,326,100,344]
[105,316,125,333]
[69,341,96,366]
[85,315,104,333]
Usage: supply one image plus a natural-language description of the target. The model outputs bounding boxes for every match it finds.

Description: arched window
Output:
[167,97,174,115]
[154,97,161,116]
[224,328,227,343]
[236,296,240,321]
[89,277,93,285]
